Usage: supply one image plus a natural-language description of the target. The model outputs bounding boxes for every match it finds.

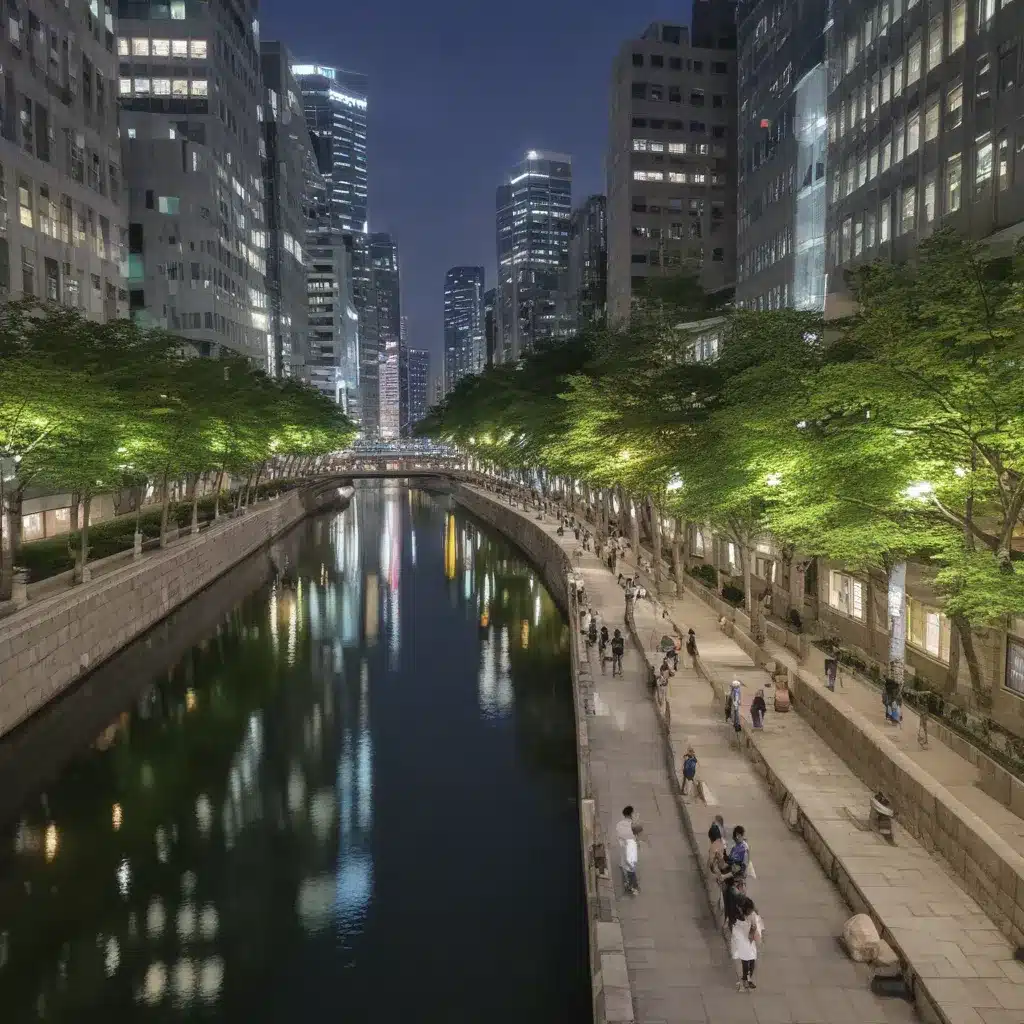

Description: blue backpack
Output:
[683,755,698,780]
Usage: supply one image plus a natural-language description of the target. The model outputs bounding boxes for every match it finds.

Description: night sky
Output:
[261,0,692,383]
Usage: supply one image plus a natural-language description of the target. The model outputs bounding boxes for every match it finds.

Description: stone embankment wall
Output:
[453,484,635,1024]
[0,485,349,739]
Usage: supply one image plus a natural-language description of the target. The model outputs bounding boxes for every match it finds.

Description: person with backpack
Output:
[729,825,750,879]
[610,629,625,676]
[681,746,698,796]
[731,897,764,990]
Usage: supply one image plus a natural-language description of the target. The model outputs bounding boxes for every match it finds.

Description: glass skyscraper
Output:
[370,233,401,439]
[495,152,572,363]
[293,63,376,429]
[443,266,484,394]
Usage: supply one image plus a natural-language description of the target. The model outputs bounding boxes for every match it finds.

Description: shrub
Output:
[688,563,717,589]
[721,584,745,607]
[786,608,803,632]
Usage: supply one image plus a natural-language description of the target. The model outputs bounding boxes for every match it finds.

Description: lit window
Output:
[134,78,151,95]
[119,77,131,95]
[946,153,962,211]
[881,64,891,105]
[907,597,951,662]
[924,171,936,221]
[157,196,179,214]
[976,136,994,192]
[152,78,170,96]
[649,141,665,153]
[978,0,995,27]
[190,79,208,97]
[668,142,687,154]
[900,185,916,233]
[131,37,149,56]
[668,172,686,183]
[946,80,963,129]
[925,93,939,141]
[117,37,128,56]
[906,111,919,156]
[189,39,207,59]
[892,57,903,98]
[171,0,185,18]
[927,15,942,71]
[881,138,892,171]
[854,216,864,256]
[828,571,865,621]
[841,217,852,260]
[893,118,905,163]
[868,146,878,180]
[18,179,32,228]
[632,138,648,151]
[171,79,188,96]
[172,39,188,57]
[858,153,867,187]
[152,38,170,56]
[866,209,877,247]
[950,0,966,50]
[880,196,891,242]
[906,38,921,86]
[998,133,1011,191]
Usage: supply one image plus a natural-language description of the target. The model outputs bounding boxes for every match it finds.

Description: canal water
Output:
[0,483,590,1022]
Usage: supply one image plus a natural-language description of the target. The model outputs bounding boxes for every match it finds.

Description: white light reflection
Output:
[142,961,167,1005]
[116,859,131,897]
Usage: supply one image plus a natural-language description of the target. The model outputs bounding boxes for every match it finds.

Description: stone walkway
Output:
[475,488,920,1024]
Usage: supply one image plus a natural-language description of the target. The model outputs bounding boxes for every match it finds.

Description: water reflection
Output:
[0,483,589,1022]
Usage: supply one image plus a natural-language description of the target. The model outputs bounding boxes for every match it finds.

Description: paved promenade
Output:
[478,488,919,1024]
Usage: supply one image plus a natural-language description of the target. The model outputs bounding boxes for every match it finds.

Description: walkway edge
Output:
[452,484,635,1024]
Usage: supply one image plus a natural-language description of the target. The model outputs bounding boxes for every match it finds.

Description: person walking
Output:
[616,806,642,895]
[587,616,598,649]
[624,580,636,614]
[580,606,591,635]
[610,629,625,676]
[729,825,751,879]
[751,689,767,730]
[681,746,698,796]
[685,628,698,668]
[731,897,764,991]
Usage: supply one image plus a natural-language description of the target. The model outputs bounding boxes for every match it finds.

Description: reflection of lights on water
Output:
[521,619,530,649]
[311,788,336,841]
[172,958,196,1003]
[146,899,166,938]
[117,858,131,897]
[287,586,298,665]
[199,957,224,1003]
[365,573,379,644]
[445,514,456,580]
[44,824,58,862]
[196,794,212,836]
[112,803,123,831]
[411,529,417,566]
[176,902,196,940]
[287,766,306,815]
[181,870,197,896]
[0,930,8,970]
[142,962,167,1005]
[269,586,279,649]
[104,936,120,977]
[199,905,218,940]
[185,688,197,712]
[534,594,542,626]
[156,826,169,863]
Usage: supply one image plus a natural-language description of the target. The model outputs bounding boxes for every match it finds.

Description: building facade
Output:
[0,0,126,316]
[607,13,738,323]
[260,42,313,377]
[824,0,1024,318]
[568,194,608,327]
[736,0,828,312]
[482,286,497,367]
[443,265,484,394]
[370,232,400,439]
[294,63,377,427]
[404,347,430,433]
[118,0,268,362]
[495,151,572,362]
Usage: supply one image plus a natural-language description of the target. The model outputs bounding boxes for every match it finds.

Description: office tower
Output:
[824,0,1024,318]
[261,43,316,378]
[568,195,608,326]
[432,376,443,408]
[370,233,401,439]
[607,11,738,323]
[495,151,572,362]
[399,314,409,434]
[118,0,268,361]
[735,0,827,313]
[443,266,484,393]
[482,287,497,367]
[294,63,377,428]
[405,348,430,432]
[0,0,126,316]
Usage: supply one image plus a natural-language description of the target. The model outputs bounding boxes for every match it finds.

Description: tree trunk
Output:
[651,502,663,590]
[190,473,201,534]
[629,496,640,560]
[952,612,986,700]
[213,466,226,519]
[886,560,907,694]
[159,467,171,548]
[672,517,683,597]
[75,490,92,583]
[251,461,267,503]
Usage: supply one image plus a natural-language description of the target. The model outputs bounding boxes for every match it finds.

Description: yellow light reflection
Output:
[521,619,530,649]
[185,689,196,712]
[44,823,58,862]
[112,803,123,831]
[445,513,457,580]
[365,573,379,644]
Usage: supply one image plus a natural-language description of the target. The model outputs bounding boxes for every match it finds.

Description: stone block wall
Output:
[0,486,338,739]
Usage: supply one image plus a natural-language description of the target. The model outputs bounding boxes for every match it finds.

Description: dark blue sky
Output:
[262,0,690,381]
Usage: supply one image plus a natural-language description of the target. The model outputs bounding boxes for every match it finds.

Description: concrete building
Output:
[260,42,314,378]
[0,0,126,316]
[443,265,484,394]
[495,151,572,362]
[824,0,1024,318]
[294,63,377,428]
[118,0,268,362]
[482,286,497,367]
[607,12,738,323]
[735,0,828,312]
[404,348,430,433]
[370,232,400,439]
[568,194,608,327]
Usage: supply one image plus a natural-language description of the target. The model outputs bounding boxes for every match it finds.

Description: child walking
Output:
[730,896,764,991]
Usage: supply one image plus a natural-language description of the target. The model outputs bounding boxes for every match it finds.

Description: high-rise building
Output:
[482,287,498,367]
[294,63,377,428]
[118,0,268,361]
[735,0,827,313]
[405,348,430,432]
[495,152,572,362]
[432,376,443,408]
[568,195,608,327]
[0,0,125,316]
[607,12,738,323]
[370,233,401,439]
[261,42,316,378]
[443,266,484,394]
[823,0,1024,319]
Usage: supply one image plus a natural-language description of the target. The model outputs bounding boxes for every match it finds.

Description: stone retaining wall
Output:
[452,484,635,1024]
[0,485,346,740]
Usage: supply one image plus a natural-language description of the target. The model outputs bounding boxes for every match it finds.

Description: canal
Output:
[0,482,591,1022]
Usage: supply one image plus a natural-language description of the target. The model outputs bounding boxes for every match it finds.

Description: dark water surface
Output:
[0,483,590,1022]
